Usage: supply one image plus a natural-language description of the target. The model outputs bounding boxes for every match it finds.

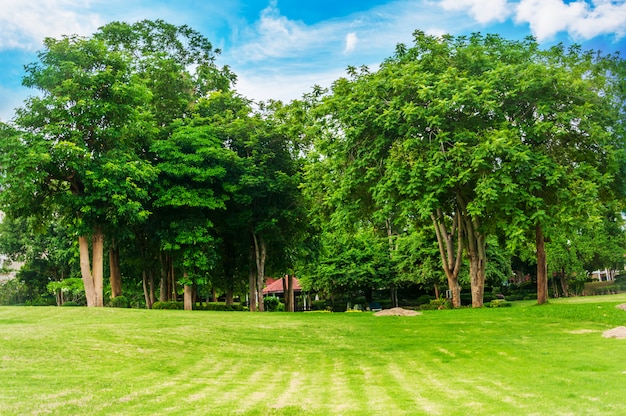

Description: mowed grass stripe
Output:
[1,296,626,415]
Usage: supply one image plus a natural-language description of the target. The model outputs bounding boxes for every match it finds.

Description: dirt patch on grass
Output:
[615,303,626,311]
[374,308,422,317]
[602,326,626,339]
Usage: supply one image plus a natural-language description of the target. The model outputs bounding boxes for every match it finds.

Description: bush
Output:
[24,296,56,306]
[485,300,512,308]
[417,294,435,305]
[264,296,284,312]
[110,296,130,308]
[62,301,80,307]
[152,301,184,310]
[193,303,245,311]
[420,298,452,310]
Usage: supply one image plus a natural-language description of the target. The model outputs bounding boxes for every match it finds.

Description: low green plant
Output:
[61,301,80,307]
[152,301,184,310]
[264,296,284,312]
[485,299,512,308]
[110,296,130,308]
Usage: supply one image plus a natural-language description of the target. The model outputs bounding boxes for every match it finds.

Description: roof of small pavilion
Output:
[262,277,302,294]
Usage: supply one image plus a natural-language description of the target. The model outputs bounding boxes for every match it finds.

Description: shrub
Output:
[486,300,512,308]
[264,296,284,312]
[193,303,245,311]
[110,296,130,308]
[420,298,452,310]
[62,301,80,307]
[417,294,435,305]
[152,301,184,310]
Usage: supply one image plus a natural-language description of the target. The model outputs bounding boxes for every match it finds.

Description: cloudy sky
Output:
[1,0,625,121]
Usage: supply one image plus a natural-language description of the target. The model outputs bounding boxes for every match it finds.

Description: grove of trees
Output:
[0,23,624,309]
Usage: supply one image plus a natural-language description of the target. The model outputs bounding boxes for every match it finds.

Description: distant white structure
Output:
[0,212,23,283]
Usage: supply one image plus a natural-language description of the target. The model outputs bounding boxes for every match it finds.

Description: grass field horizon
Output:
[1,294,626,415]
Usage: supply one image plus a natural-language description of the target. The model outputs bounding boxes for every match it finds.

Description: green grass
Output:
[1,295,626,415]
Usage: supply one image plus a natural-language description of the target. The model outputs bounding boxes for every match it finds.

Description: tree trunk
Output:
[78,236,96,307]
[559,269,569,297]
[536,224,548,305]
[431,209,463,308]
[288,274,294,312]
[253,231,266,312]
[143,269,156,309]
[184,283,193,311]
[249,244,257,312]
[78,227,105,307]
[159,252,168,302]
[109,244,122,298]
[92,229,104,307]
[225,289,234,306]
[458,194,487,308]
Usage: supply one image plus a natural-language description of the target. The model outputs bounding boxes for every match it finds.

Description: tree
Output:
[0,35,155,306]
[308,31,626,307]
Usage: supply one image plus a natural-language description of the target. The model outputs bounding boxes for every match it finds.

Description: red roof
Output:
[262,277,302,294]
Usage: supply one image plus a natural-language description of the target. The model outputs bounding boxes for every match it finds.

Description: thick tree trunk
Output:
[225,289,234,306]
[79,236,96,307]
[92,229,104,307]
[536,224,548,305]
[109,245,122,298]
[184,283,193,311]
[253,231,266,312]
[78,227,105,307]
[431,209,463,308]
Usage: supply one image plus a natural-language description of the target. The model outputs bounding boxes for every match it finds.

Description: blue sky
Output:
[1,0,625,122]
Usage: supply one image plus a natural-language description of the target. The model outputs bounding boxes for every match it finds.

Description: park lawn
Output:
[1,295,626,415]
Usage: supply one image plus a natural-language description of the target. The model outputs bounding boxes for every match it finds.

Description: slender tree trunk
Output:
[148,270,156,306]
[434,283,440,299]
[458,194,487,308]
[143,271,152,309]
[287,274,294,312]
[559,269,569,297]
[431,209,463,307]
[249,244,257,312]
[253,231,266,312]
[159,252,168,302]
[536,224,548,305]
[109,244,122,298]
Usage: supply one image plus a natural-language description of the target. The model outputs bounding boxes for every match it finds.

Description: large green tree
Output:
[307,31,625,307]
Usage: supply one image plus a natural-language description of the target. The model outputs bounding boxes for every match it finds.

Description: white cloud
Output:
[0,0,103,50]
[344,32,358,54]
[439,0,513,23]
[515,0,626,41]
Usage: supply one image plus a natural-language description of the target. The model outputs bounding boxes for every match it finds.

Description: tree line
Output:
[0,21,624,309]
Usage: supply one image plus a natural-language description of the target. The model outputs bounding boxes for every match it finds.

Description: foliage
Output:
[485,300,512,308]
[0,279,29,305]
[263,296,285,312]
[152,301,184,310]
[192,302,246,311]
[109,296,130,308]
